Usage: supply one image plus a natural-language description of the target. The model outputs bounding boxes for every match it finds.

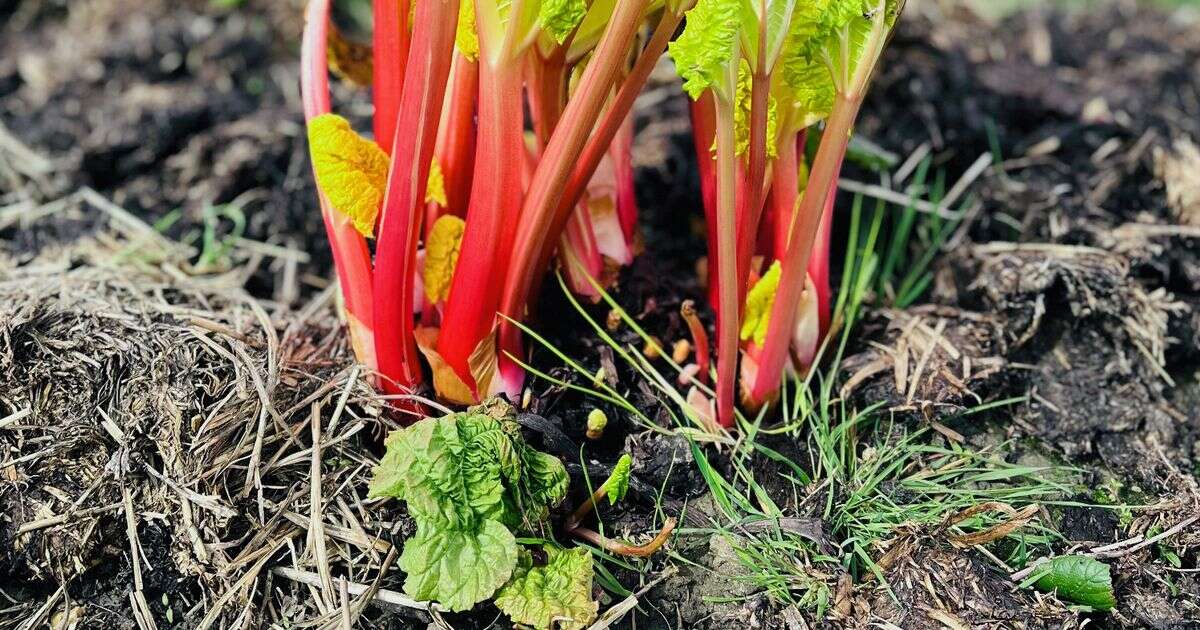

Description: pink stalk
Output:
[560,203,605,298]
[612,115,639,243]
[732,19,773,308]
[437,25,528,393]
[495,1,669,395]
[373,0,459,396]
[807,162,841,335]
[712,88,739,428]
[433,52,479,220]
[689,95,719,307]
[748,10,893,405]
[301,0,377,369]
[748,95,860,404]
[372,0,410,152]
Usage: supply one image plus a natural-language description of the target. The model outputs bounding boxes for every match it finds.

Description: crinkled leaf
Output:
[307,113,390,237]
[399,519,518,612]
[779,50,835,126]
[369,409,571,611]
[603,454,632,505]
[423,214,465,303]
[539,0,586,44]
[370,414,510,528]
[457,0,480,61]
[495,546,598,630]
[668,0,741,99]
[740,260,781,346]
[426,157,448,206]
[511,443,570,526]
[1033,556,1116,611]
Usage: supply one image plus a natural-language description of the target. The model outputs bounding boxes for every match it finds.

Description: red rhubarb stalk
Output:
[372,0,411,152]
[496,6,684,393]
[373,0,459,395]
[436,1,531,393]
[748,10,892,404]
[301,0,377,369]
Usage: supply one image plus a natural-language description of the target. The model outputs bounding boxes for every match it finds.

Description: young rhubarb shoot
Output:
[301,0,377,369]
[372,0,460,396]
[748,0,903,406]
[496,1,691,397]
[674,0,903,421]
[564,454,677,558]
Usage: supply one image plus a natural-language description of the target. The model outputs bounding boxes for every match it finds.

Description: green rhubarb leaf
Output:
[603,454,632,505]
[370,407,571,611]
[399,519,519,612]
[495,546,598,630]
[539,0,586,44]
[740,260,782,346]
[668,0,742,99]
[779,50,835,126]
[1032,555,1117,611]
[514,445,570,524]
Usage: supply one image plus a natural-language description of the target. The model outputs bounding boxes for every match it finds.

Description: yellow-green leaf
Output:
[495,546,597,630]
[426,158,448,207]
[424,214,466,303]
[668,0,741,99]
[457,0,480,61]
[740,260,781,346]
[307,113,390,238]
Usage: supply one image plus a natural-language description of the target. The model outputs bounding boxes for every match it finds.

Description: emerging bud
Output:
[672,339,691,364]
[586,408,608,440]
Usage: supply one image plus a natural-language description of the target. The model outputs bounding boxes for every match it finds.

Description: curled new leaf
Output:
[740,261,782,346]
[424,214,465,303]
[604,453,632,505]
[495,546,598,630]
[307,113,390,237]
[457,0,480,61]
[426,157,448,207]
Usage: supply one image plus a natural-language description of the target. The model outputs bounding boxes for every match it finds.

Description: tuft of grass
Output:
[519,190,1073,618]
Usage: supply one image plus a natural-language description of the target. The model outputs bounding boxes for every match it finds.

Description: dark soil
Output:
[2,0,1199,628]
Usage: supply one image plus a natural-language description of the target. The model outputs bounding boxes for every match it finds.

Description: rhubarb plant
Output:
[670,0,903,427]
[302,0,685,406]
